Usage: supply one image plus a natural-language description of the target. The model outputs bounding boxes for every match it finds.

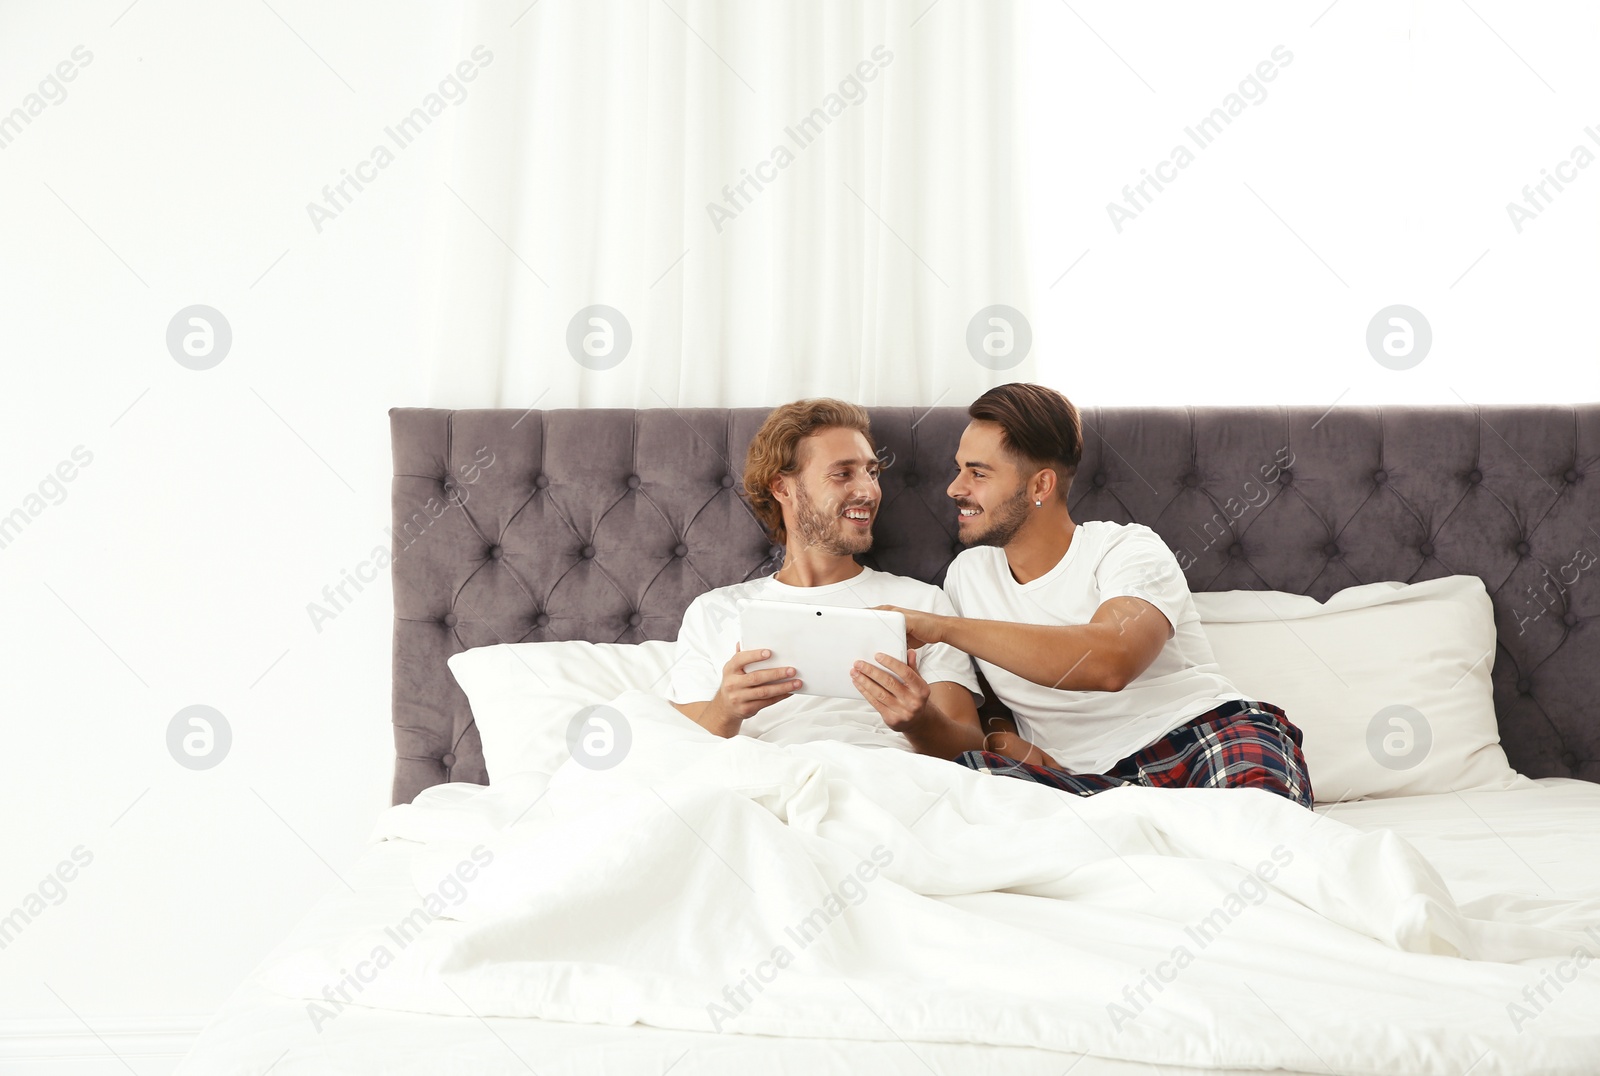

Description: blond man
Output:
[669,399,984,759]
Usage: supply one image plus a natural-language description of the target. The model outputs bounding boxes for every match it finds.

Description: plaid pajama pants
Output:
[956,699,1315,808]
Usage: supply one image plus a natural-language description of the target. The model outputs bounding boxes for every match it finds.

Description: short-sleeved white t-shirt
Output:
[942,521,1247,774]
[670,565,981,751]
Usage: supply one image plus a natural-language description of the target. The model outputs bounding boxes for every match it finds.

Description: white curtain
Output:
[426,0,1032,410]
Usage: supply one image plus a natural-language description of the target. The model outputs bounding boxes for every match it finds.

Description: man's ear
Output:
[1031,467,1057,504]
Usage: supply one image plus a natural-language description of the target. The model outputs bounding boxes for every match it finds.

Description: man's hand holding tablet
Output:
[739,600,907,700]
[738,599,965,746]
[696,599,986,759]
[692,646,803,738]
[849,649,934,734]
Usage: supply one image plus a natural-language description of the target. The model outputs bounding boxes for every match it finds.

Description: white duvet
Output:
[261,691,1600,1074]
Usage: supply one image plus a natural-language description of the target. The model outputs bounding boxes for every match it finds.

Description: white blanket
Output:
[263,691,1600,1074]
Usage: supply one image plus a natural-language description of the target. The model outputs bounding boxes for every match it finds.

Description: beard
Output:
[957,482,1031,548]
[792,480,874,556]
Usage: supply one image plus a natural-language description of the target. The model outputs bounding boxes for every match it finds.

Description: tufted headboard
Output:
[390,404,1600,804]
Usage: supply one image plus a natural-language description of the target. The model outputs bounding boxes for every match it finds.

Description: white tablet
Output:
[738,599,908,700]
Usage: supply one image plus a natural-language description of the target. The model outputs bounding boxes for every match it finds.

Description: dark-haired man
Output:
[879,383,1314,807]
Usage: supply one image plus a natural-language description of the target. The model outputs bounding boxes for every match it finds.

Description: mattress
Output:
[175,777,1600,1075]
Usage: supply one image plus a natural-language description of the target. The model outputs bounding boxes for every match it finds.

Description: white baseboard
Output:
[0,1016,208,1075]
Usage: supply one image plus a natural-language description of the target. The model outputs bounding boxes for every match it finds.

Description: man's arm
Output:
[877,597,1171,693]
[971,667,1063,769]
[976,675,1014,739]
[982,724,1062,769]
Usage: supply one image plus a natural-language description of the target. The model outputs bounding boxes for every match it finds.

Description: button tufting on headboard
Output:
[389,404,1600,803]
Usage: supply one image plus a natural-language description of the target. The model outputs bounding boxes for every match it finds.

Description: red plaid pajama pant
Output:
[956,698,1315,808]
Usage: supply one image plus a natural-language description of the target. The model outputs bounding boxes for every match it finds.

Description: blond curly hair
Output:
[742,399,875,544]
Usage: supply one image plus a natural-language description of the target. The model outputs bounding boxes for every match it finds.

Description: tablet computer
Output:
[738,599,907,700]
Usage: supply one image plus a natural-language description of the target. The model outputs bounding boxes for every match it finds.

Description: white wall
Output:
[1026,0,1600,406]
[0,0,1594,1063]
[0,0,467,1051]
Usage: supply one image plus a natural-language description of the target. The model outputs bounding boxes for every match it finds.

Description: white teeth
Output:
[843,508,870,520]
[959,508,980,517]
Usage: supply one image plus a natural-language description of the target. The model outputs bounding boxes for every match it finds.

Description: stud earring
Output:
[1035,500,1043,507]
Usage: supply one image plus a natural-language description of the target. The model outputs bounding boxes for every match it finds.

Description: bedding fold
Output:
[262,690,1600,1074]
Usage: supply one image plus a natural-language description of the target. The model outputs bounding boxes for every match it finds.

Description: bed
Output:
[177,402,1600,1075]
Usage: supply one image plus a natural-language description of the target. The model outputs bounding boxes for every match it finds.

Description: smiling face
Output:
[948,420,1036,548]
[776,426,881,556]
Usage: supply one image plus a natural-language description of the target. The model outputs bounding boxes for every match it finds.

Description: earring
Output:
[1035,500,1043,507]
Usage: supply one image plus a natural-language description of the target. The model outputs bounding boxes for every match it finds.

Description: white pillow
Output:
[447,640,676,780]
[1194,575,1529,803]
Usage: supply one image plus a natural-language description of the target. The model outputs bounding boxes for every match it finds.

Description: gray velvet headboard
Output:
[390,404,1599,804]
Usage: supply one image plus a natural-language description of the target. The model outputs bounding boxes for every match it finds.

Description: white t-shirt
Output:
[670,565,980,751]
[942,521,1248,774]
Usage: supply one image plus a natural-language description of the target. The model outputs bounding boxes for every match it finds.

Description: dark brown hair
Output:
[967,383,1083,499]
[742,399,875,543]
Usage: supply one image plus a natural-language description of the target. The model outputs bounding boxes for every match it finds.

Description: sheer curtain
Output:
[425,0,1032,409]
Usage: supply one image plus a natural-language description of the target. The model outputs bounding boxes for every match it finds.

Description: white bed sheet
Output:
[177,778,1600,1076]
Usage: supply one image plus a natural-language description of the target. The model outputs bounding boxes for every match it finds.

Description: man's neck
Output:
[773,545,864,588]
[1003,510,1077,585]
